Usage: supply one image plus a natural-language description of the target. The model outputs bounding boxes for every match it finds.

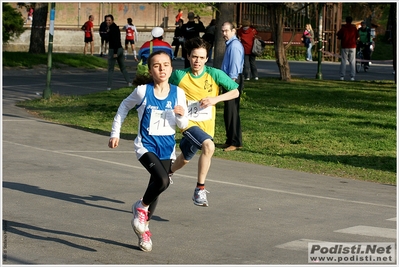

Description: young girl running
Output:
[108,50,188,252]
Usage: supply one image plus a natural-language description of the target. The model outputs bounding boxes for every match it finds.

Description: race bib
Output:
[148,110,176,136]
[187,100,212,122]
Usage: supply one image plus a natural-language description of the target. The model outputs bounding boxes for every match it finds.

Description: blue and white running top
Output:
[110,83,188,160]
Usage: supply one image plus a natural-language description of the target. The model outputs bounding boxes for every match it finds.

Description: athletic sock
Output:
[196,183,205,190]
[138,200,149,210]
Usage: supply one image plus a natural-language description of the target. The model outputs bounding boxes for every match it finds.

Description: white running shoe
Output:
[132,200,148,234]
[192,188,209,207]
[133,223,152,252]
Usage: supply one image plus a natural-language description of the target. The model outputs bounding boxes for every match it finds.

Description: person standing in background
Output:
[138,27,174,66]
[357,21,372,70]
[220,21,244,152]
[175,9,183,25]
[202,19,216,61]
[337,16,359,81]
[237,19,259,81]
[172,19,184,60]
[105,14,132,91]
[99,16,109,57]
[83,15,95,56]
[134,27,174,86]
[25,7,33,25]
[181,12,205,68]
[302,24,315,61]
[123,18,139,61]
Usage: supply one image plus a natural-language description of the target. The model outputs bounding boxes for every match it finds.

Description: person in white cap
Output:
[138,27,174,66]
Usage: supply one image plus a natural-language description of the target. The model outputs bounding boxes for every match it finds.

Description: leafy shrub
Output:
[2,3,25,44]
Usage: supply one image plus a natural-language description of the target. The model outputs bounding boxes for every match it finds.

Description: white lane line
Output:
[334,226,396,239]
[276,239,323,251]
[3,140,396,209]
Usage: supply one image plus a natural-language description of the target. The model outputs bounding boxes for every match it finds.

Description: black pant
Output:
[243,54,258,79]
[139,152,172,221]
[182,47,190,68]
[173,42,182,58]
[223,74,243,147]
[357,43,371,66]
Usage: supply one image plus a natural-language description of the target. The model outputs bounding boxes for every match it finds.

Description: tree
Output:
[269,3,292,81]
[29,3,48,54]
[2,3,25,44]
[213,3,235,69]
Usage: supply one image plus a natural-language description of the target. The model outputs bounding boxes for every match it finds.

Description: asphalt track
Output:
[2,58,397,265]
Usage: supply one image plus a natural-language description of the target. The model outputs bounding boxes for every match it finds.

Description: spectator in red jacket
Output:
[237,19,259,81]
[337,16,359,81]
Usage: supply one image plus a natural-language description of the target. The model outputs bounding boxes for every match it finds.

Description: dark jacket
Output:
[107,23,123,54]
[181,20,205,41]
[172,26,184,46]
[99,21,108,39]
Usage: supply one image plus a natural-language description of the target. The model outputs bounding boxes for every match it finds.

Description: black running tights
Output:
[139,152,172,221]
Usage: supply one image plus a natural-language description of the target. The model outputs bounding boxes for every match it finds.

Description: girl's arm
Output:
[175,87,189,129]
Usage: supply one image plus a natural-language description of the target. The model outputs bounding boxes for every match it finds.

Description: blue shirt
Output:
[221,36,244,79]
[110,83,188,160]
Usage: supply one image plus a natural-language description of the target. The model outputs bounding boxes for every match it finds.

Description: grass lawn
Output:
[15,78,396,185]
[3,51,108,69]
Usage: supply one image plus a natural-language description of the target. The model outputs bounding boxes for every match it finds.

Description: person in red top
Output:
[83,15,95,56]
[175,9,183,25]
[237,19,259,81]
[337,16,359,81]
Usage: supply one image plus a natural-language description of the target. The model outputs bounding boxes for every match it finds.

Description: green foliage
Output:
[161,3,215,17]
[2,3,25,44]
[371,40,394,61]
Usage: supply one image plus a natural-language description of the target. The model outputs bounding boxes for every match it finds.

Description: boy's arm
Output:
[200,89,239,108]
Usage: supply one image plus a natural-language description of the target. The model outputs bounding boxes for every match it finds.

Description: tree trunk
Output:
[29,3,48,54]
[213,3,235,69]
[270,4,291,81]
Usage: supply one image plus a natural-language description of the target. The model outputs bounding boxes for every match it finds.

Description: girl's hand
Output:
[174,105,185,116]
[108,137,120,148]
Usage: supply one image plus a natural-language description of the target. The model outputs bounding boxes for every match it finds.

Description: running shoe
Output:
[133,223,152,252]
[132,200,148,234]
[192,188,210,207]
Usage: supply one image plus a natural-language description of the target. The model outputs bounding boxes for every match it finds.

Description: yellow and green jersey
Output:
[169,65,238,137]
